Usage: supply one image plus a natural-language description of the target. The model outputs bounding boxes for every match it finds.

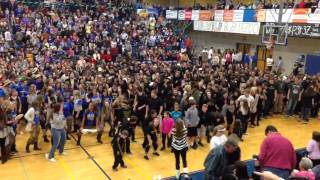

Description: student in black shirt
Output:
[133,87,147,126]
[112,130,128,171]
[147,90,163,117]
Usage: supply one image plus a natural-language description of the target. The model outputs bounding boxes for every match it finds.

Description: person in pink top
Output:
[307,131,320,166]
[161,111,175,151]
[291,157,315,180]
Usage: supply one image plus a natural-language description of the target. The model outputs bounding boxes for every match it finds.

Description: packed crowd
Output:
[0,1,320,180]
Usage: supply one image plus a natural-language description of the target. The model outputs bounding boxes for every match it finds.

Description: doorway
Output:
[256,45,273,71]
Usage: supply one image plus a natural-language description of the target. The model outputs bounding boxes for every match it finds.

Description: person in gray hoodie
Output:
[185,98,200,149]
[45,103,67,162]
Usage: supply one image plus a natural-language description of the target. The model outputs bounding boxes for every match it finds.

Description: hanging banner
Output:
[185,10,192,20]
[191,10,200,21]
[224,10,234,22]
[194,21,260,35]
[194,21,214,31]
[214,10,224,21]
[233,10,244,22]
[291,8,310,23]
[137,9,148,17]
[307,9,320,24]
[199,10,213,21]
[256,9,266,22]
[178,10,185,20]
[147,8,159,17]
[265,9,293,22]
[243,9,257,22]
[166,10,177,19]
[216,22,260,34]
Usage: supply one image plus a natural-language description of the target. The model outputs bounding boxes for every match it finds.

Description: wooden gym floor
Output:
[1,115,319,180]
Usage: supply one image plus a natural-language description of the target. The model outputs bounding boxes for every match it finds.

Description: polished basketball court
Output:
[1,115,318,180]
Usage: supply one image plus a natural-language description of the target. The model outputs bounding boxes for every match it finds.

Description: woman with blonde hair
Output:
[24,97,42,153]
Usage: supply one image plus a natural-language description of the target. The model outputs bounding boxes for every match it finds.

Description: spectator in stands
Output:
[291,157,315,179]
[307,131,320,166]
[209,125,227,150]
[258,125,296,179]
[204,134,240,180]
[301,83,315,124]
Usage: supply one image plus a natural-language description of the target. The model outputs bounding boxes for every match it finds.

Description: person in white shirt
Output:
[208,47,213,62]
[236,89,254,136]
[266,55,274,71]
[210,125,227,150]
[4,31,11,42]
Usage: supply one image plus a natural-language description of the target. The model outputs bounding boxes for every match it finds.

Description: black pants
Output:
[143,133,158,153]
[0,137,7,163]
[120,137,131,153]
[264,99,274,116]
[161,133,172,148]
[311,159,320,166]
[129,125,136,141]
[173,148,188,170]
[239,114,249,134]
[112,150,124,169]
[250,112,257,125]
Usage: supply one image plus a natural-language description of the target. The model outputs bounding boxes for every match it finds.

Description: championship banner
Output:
[265,9,292,22]
[224,10,234,21]
[166,10,177,19]
[185,10,192,20]
[178,10,185,20]
[147,8,159,17]
[137,9,148,17]
[214,22,260,35]
[199,10,213,21]
[214,10,224,21]
[191,10,200,21]
[256,9,266,22]
[243,9,257,22]
[291,8,310,23]
[233,10,244,22]
[194,21,214,31]
[307,8,320,24]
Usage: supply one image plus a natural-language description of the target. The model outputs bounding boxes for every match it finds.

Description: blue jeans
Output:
[49,128,66,159]
[287,99,298,116]
[263,167,290,179]
[302,107,310,121]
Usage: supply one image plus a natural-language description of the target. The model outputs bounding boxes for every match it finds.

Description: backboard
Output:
[262,24,288,47]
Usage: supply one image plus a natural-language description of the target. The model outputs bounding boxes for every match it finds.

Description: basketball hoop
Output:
[266,36,275,50]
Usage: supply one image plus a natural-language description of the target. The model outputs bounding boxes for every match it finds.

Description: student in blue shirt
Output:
[170,102,183,124]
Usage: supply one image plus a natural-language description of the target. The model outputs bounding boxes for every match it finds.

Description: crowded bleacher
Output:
[0,0,320,180]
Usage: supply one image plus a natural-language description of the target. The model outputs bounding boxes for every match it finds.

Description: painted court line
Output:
[58,158,76,180]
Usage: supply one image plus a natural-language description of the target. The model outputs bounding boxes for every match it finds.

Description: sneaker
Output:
[153,152,160,156]
[60,152,67,156]
[160,147,165,151]
[126,152,132,155]
[112,167,118,171]
[45,153,49,159]
[198,142,204,147]
[303,121,308,124]
[48,158,56,162]
[121,165,127,168]
[144,155,149,160]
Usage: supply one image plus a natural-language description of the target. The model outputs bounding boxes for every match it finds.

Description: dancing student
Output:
[142,110,160,160]
[9,89,23,135]
[63,97,73,140]
[111,129,128,171]
[73,90,83,133]
[236,89,253,136]
[46,103,67,162]
[160,111,174,151]
[36,95,50,143]
[209,125,227,150]
[112,95,129,129]
[185,99,200,149]
[249,88,259,128]
[133,86,147,127]
[6,101,20,154]
[170,102,182,124]
[117,117,132,154]
[197,104,210,146]
[24,97,42,153]
[222,98,236,135]
[171,119,188,178]
[77,103,101,145]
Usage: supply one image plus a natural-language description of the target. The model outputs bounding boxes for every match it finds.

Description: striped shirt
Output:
[171,128,188,151]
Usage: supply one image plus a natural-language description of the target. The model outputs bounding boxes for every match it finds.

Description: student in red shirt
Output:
[258,125,296,179]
